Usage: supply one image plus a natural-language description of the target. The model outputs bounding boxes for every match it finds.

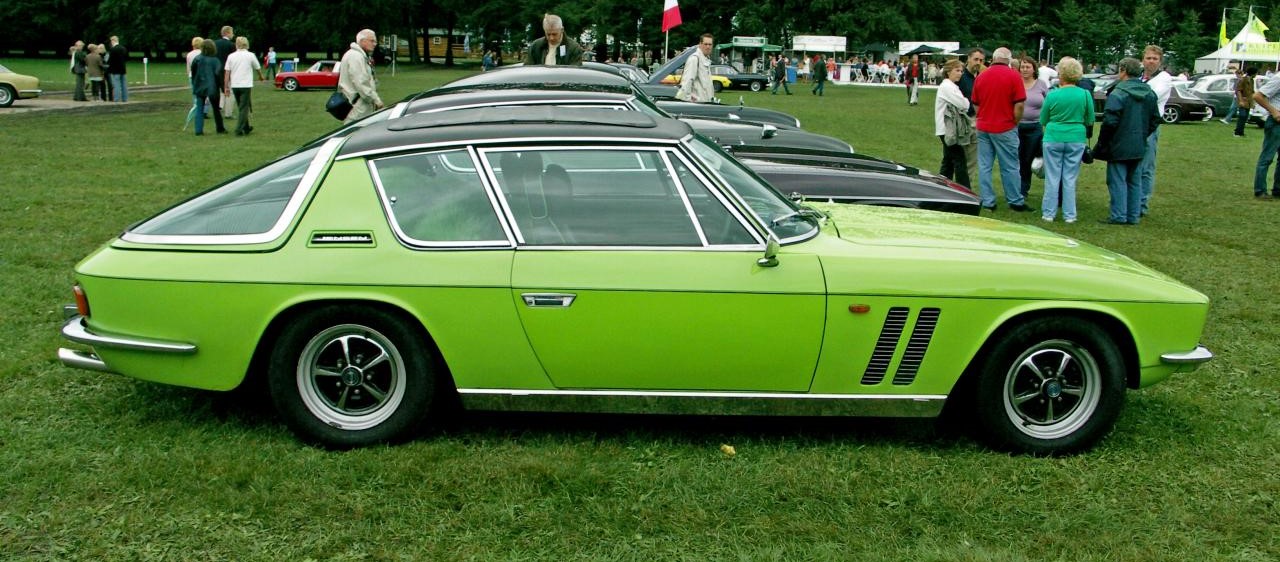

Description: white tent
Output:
[1196,17,1280,72]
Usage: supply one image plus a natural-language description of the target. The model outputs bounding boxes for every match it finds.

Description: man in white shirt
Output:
[224,36,264,136]
[1138,44,1172,216]
[1037,59,1058,83]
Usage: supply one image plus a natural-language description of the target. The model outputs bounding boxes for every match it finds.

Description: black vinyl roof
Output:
[403,88,638,115]
[337,106,692,157]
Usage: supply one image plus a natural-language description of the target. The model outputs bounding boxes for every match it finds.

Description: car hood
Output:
[804,204,1206,303]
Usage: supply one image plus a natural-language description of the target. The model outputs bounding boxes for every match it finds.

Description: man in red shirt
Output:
[972,47,1033,212]
[905,54,923,105]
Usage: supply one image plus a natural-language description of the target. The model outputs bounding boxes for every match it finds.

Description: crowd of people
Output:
[66,37,129,102]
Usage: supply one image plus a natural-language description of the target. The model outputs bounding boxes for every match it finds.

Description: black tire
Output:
[0,84,15,107]
[1161,105,1181,124]
[713,81,723,93]
[972,316,1126,455]
[268,305,435,448]
[283,78,299,92]
[750,81,763,92]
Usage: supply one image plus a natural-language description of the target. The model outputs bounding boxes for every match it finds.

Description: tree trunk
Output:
[444,13,456,67]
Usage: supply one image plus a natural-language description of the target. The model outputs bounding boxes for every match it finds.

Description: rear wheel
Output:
[1162,105,1181,123]
[713,81,723,93]
[972,317,1125,455]
[0,85,15,107]
[283,78,299,91]
[750,81,763,92]
[268,306,436,448]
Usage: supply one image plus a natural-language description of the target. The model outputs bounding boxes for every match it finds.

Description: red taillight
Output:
[73,284,90,317]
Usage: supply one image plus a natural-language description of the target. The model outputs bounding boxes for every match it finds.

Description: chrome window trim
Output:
[660,151,709,246]
[804,195,971,204]
[413,100,632,114]
[368,147,515,249]
[664,149,765,246]
[338,136,679,161]
[682,136,819,246]
[387,102,408,119]
[120,137,344,245]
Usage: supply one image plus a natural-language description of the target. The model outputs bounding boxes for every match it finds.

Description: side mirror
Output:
[757,235,780,268]
[760,124,778,139]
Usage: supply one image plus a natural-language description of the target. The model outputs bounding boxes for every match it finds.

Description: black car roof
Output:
[337,107,691,157]
[438,65,635,93]
[403,88,638,114]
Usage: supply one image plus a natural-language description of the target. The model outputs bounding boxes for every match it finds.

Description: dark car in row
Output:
[1091,75,1214,123]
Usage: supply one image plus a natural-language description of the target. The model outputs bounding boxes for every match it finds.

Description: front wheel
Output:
[0,85,15,107]
[749,81,763,92]
[283,78,299,91]
[972,317,1126,455]
[1162,106,1181,124]
[268,306,436,448]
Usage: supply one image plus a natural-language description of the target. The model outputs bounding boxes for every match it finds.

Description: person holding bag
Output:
[936,59,974,189]
[337,29,384,124]
[1038,57,1094,223]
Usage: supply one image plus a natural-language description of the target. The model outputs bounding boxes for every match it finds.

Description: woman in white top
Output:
[934,59,973,188]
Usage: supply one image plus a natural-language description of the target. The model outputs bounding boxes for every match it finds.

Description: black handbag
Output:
[325,90,359,121]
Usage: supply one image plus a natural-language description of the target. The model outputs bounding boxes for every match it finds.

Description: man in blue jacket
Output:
[1092,57,1160,225]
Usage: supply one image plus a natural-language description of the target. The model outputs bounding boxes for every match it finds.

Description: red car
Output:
[274,60,340,91]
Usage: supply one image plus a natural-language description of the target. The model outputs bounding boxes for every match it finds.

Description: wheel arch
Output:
[243,298,457,396]
[943,306,1140,416]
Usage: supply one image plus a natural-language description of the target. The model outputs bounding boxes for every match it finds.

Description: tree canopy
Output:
[1,0,1268,71]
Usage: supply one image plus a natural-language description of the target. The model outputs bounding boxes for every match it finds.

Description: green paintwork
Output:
[67,147,1210,403]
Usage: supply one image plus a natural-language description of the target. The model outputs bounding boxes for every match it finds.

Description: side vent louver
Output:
[861,307,909,385]
[893,308,940,385]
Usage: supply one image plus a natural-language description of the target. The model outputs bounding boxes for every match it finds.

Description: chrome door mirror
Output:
[757,234,780,267]
[760,124,778,139]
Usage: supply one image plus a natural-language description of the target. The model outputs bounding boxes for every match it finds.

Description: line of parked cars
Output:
[1087,70,1269,126]
[55,60,1213,456]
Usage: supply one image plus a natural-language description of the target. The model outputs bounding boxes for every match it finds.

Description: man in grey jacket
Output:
[338,29,384,124]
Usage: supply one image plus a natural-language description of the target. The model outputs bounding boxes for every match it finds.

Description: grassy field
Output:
[1,65,1277,561]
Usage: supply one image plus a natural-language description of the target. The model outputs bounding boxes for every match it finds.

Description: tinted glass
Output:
[685,136,817,241]
[373,150,506,243]
[129,147,320,236]
[669,155,756,245]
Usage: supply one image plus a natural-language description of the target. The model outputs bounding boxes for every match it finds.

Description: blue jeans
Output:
[109,73,127,102]
[977,128,1024,207]
[193,92,225,135]
[812,78,825,95]
[1137,128,1159,214]
[1106,160,1143,223]
[1041,142,1084,221]
[1254,117,1280,195]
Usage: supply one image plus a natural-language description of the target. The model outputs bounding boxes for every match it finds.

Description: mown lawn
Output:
[1,64,1276,561]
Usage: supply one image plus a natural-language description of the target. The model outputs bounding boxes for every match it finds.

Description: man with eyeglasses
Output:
[677,34,716,103]
[524,14,584,66]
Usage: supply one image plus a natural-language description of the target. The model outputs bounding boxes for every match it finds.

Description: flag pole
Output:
[664,31,669,63]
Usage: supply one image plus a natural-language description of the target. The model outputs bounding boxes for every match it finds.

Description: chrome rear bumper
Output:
[58,314,197,373]
[1160,345,1213,367]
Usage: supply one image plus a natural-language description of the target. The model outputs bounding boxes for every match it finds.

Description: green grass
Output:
[2,67,1278,561]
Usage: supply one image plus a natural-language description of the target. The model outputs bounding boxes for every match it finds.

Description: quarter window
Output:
[372,150,507,244]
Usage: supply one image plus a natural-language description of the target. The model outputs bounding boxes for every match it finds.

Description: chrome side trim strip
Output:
[58,348,116,373]
[61,316,197,355]
[457,388,946,418]
[1160,345,1213,365]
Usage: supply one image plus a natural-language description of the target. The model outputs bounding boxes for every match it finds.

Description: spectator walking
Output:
[106,36,128,102]
[184,36,206,126]
[1038,57,1093,223]
[811,54,827,96]
[1137,45,1171,217]
[215,26,236,118]
[935,59,974,188]
[265,47,278,80]
[1235,67,1257,138]
[524,14,584,66]
[85,44,106,101]
[972,47,1032,212]
[70,41,87,101]
[224,36,264,136]
[677,33,716,103]
[338,29,384,124]
[904,54,923,105]
[1250,67,1280,198]
[190,39,227,136]
[1222,67,1243,124]
[1017,56,1049,198]
[771,56,791,95]
[1093,57,1159,225]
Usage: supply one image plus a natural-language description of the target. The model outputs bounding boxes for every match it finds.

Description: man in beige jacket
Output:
[338,29,384,123]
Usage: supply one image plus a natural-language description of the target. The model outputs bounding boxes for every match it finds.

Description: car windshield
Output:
[684,136,817,242]
[0,63,11,73]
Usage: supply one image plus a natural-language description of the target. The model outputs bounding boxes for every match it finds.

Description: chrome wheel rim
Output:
[284,79,298,91]
[1002,339,1101,440]
[1162,107,1179,123]
[296,324,406,431]
[0,87,12,105]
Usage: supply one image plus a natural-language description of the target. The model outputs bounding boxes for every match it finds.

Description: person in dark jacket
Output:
[1092,57,1160,225]
[191,39,227,136]
[523,14,583,66]
[106,36,128,102]
[811,55,828,96]
[771,55,791,95]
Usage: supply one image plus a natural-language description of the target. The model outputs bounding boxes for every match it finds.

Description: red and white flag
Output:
[661,0,682,32]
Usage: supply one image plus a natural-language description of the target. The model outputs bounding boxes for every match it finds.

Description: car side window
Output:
[371,150,507,245]
[485,148,721,247]
[668,155,756,245]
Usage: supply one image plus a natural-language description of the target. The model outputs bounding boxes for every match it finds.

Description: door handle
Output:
[521,293,577,308]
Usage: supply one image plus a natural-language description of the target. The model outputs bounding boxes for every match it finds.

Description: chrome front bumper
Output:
[1160,345,1214,368]
[58,313,197,374]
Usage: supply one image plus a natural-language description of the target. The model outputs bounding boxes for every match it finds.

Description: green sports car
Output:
[58,107,1212,454]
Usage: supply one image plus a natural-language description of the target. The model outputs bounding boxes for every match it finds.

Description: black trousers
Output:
[939,136,971,189]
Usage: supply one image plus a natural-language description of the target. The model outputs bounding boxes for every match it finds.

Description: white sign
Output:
[793,35,847,53]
